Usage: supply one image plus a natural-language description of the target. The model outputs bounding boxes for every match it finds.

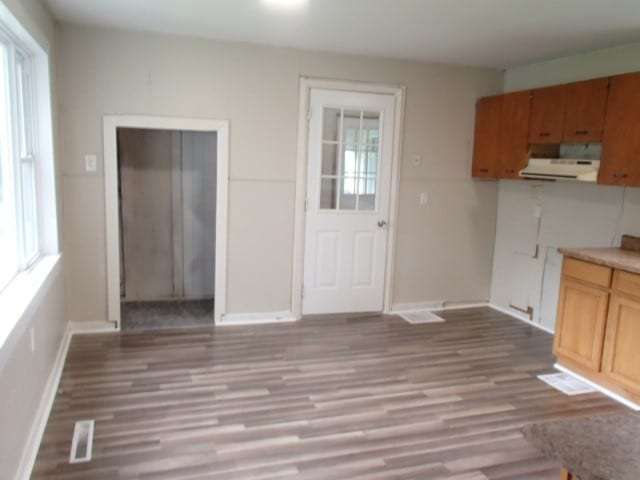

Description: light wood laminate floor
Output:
[32,307,623,479]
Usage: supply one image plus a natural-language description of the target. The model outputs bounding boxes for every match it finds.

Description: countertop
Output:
[523,412,640,480]
[558,246,640,274]
[559,234,640,274]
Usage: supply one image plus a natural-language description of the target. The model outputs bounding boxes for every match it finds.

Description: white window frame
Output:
[0,24,40,292]
[0,0,60,359]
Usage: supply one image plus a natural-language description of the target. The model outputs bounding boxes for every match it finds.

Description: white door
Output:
[303,88,395,314]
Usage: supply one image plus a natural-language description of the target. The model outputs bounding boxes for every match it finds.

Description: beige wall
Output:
[57,24,503,321]
[0,263,67,479]
[0,1,67,478]
[491,43,640,331]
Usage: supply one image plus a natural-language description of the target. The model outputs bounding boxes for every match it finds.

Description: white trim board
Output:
[219,311,296,326]
[15,324,72,480]
[69,321,118,334]
[103,115,229,328]
[489,303,555,335]
[291,77,406,319]
[391,300,489,313]
[554,363,640,411]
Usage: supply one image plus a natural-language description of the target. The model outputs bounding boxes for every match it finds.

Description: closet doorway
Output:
[104,116,229,331]
[117,128,216,330]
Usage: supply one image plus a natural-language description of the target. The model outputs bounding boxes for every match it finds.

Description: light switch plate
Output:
[85,154,97,172]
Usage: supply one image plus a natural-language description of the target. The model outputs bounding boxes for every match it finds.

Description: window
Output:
[0,32,39,292]
[319,107,381,212]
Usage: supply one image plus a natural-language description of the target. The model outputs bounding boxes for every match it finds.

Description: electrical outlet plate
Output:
[411,154,422,167]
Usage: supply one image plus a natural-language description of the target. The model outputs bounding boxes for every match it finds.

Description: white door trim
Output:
[103,115,229,328]
[291,77,406,319]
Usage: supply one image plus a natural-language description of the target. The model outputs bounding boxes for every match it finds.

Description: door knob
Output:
[377,220,387,227]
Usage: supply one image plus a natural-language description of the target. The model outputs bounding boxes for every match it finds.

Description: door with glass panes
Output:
[302,88,395,314]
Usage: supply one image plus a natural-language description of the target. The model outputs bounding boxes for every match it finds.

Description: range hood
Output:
[520,143,601,182]
[520,158,600,182]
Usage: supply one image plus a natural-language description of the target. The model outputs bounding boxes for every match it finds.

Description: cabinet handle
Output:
[479,168,489,173]
[574,130,589,135]
[539,132,551,137]
[505,168,515,174]
[613,173,629,179]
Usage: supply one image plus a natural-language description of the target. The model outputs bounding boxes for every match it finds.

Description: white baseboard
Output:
[390,300,445,312]
[489,303,555,334]
[439,301,489,311]
[390,300,488,314]
[16,323,73,480]
[68,320,118,334]
[218,311,296,326]
[554,363,640,411]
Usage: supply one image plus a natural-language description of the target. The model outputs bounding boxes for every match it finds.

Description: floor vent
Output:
[69,420,94,464]
[398,311,445,324]
[538,372,596,395]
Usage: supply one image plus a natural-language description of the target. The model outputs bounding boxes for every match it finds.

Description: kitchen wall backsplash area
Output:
[490,180,640,331]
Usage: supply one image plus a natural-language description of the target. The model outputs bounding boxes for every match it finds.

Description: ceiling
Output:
[42,0,640,68]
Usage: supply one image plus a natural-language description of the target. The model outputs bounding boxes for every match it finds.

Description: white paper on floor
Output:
[398,311,445,324]
[537,372,597,395]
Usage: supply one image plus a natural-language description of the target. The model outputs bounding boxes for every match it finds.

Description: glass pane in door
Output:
[319,106,382,212]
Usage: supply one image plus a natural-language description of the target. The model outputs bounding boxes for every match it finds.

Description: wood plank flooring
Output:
[31,307,624,479]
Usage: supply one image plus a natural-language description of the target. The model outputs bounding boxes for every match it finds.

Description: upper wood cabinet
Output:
[563,78,609,143]
[600,72,640,187]
[471,69,640,184]
[498,91,531,179]
[471,95,502,178]
[529,85,567,144]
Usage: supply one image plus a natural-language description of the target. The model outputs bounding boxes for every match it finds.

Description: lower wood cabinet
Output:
[554,257,640,404]
[554,276,609,371]
[601,291,640,397]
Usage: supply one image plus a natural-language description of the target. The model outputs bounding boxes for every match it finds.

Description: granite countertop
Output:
[523,412,640,480]
[559,234,640,275]
[558,246,640,274]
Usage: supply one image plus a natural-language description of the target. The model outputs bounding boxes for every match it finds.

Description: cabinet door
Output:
[601,294,640,396]
[600,72,640,186]
[472,95,502,178]
[554,276,609,371]
[563,78,609,143]
[498,91,532,179]
[528,85,567,144]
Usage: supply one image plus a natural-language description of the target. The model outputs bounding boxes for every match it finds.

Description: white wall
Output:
[0,1,67,479]
[57,24,503,322]
[490,42,640,331]
[504,42,640,92]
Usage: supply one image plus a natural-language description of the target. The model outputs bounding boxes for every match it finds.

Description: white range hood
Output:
[519,158,600,182]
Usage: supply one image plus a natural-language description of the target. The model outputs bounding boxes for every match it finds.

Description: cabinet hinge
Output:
[307,107,312,122]
[301,284,305,299]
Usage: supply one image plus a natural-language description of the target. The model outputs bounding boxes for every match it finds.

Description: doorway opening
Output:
[104,115,229,330]
[117,128,216,331]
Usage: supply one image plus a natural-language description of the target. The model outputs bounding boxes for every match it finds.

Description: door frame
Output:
[291,77,406,319]
[103,115,229,329]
